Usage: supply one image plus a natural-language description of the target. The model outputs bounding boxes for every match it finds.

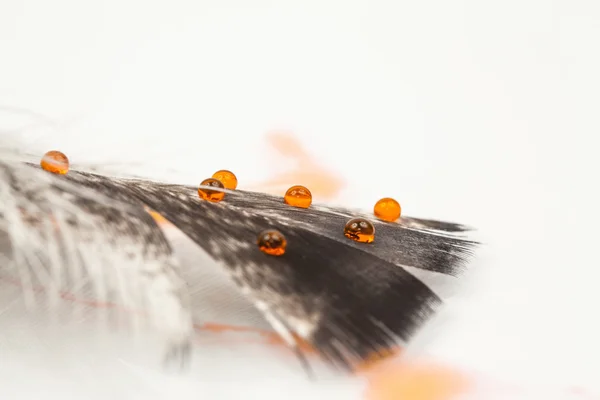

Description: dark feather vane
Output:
[0,157,478,373]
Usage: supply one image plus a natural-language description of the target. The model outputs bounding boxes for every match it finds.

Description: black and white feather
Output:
[0,153,478,372]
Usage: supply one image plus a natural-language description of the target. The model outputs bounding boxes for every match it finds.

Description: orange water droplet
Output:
[257,229,287,256]
[374,197,401,222]
[284,185,312,208]
[198,178,225,202]
[212,170,238,190]
[344,218,375,243]
[40,150,69,174]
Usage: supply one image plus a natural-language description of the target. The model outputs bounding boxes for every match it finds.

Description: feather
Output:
[0,159,193,368]
[0,154,478,373]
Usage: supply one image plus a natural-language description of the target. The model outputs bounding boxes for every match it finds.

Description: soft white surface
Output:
[1,0,600,398]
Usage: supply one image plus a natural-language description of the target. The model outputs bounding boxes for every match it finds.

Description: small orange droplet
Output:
[198,178,225,202]
[284,185,312,208]
[374,197,401,222]
[257,229,287,256]
[344,218,375,243]
[212,170,238,190]
[40,150,69,174]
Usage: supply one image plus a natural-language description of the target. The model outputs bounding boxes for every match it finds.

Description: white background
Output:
[1,0,600,398]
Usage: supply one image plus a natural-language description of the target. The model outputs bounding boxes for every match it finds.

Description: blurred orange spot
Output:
[263,331,316,354]
[355,346,403,373]
[364,361,471,400]
[199,321,401,370]
[147,209,169,225]
[199,322,264,335]
[252,132,345,201]
[41,150,69,174]
[197,322,317,355]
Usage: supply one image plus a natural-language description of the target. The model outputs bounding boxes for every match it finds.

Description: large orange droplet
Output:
[344,218,375,243]
[212,170,238,190]
[284,185,312,208]
[198,178,225,202]
[257,229,287,256]
[40,150,69,174]
[374,197,401,222]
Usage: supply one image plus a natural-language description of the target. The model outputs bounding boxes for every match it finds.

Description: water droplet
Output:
[212,170,238,190]
[284,185,312,208]
[374,197,401,222]
[198,178,225,202]
[257,229,287,256]
[344,218,375,243]
[40,150,69,174]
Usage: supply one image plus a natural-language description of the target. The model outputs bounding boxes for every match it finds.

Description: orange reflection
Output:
[147,209,169,225]
[197,322,316,355]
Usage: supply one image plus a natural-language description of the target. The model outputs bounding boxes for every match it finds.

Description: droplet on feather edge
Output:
[212,169,238,190]
[40,150,69,174]
[198,178,225,202]
[344,217,375,243]
[284,185,312,208]
[374,197,401,222]
[257,229,287,256]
